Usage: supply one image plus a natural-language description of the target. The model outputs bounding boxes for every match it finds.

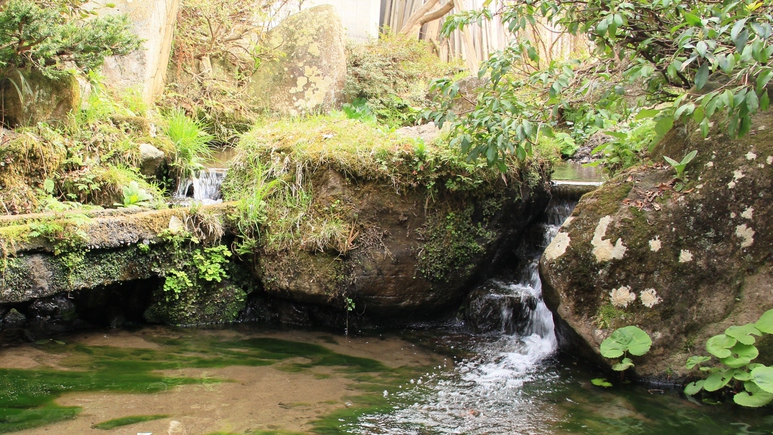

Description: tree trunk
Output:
[399,0,455,38]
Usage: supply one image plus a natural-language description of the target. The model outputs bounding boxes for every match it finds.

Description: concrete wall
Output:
[303,0,381,42]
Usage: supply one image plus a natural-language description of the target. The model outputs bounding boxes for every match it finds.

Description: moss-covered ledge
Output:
[222,115,554,321]
[0,204,235,304]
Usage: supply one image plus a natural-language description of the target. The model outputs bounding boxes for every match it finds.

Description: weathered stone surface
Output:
[0,70,80,126]
[541,112,773,381]
[97,0,179,106]
[0,205,234,303]
[249,5,346,116]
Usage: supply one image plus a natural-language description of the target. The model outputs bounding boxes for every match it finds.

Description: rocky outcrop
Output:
[241,165,551,322]
[96,0,180,105]
[541,112,773,381]
[249,5,347,116]
[97,0,179,106]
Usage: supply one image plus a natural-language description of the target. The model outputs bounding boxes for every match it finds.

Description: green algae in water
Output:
[92,414,169,430]
[0,329,429,434]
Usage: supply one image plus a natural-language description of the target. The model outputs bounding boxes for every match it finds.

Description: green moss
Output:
[417,206,496,283]
[594,304,626,329]
[92,414,169,430]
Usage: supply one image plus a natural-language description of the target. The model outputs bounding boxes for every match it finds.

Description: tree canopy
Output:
[429,0,773,170]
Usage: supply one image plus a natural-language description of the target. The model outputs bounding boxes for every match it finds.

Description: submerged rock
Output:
[541,112,773,381]
[465,281,537,334]
[28,295,76,323]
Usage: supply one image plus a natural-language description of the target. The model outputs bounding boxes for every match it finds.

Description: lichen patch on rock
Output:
[591,216,627,261]
[735,223,755,248]
[545,232,570,261]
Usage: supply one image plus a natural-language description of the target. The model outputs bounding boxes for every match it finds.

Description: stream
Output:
[1,165,772,434]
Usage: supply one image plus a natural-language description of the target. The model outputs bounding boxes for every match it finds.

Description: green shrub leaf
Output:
[591,378,613,388]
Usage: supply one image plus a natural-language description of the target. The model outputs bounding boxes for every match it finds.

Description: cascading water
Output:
[173,168,227,204]
[355,198,577,435]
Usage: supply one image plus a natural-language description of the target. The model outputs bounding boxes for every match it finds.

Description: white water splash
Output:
[174,168,227,204]
[354,199,575,435]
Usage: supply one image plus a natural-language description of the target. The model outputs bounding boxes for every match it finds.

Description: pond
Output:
[1,324,772,435]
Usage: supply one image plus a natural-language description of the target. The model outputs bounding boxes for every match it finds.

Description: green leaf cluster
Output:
[599,325,653,372]
[117,181,153,208]
[430,0,773,169]
[684,309,773,407]
[0,0,139,79]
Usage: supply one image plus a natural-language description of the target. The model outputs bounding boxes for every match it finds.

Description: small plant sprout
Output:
[597,325,653,384]
[663,150,697,185]
[684,308,773,407]
[117,181,153,208]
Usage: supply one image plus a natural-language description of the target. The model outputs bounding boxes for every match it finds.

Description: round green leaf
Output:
[600,326,652,358]
[706,334,736,359]
[684,380,704,396]
[751,366,773,394]
[755,309,773,334]
[612,357,634,372]
[591,378,612,388]
[704,369,733,392]
[725,324,761,345]
[720,343,759,368]
[733,369,753,381]
[734,389,773,407]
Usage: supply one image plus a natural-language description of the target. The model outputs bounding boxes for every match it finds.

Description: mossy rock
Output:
[541,111,773,381]
[223,116,552,321]
[248,5,346,116]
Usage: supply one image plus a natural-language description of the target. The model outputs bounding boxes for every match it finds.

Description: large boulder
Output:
[249,5,346,116]
[251,166,550,321]
[541,112,773,381]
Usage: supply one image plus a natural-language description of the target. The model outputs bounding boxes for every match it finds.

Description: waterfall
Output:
[173,168,227,204]
[358,197,577,434]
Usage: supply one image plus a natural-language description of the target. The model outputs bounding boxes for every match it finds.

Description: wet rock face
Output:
[540,112,773,381]
[465,281,537,334]
[28,295,76,323]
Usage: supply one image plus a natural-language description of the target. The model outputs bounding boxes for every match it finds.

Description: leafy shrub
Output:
[344,32,461,128]
[429,0,773,168]
[0,0,139,80]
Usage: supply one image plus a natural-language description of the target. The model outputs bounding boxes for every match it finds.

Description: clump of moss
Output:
[416,206,496,282]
